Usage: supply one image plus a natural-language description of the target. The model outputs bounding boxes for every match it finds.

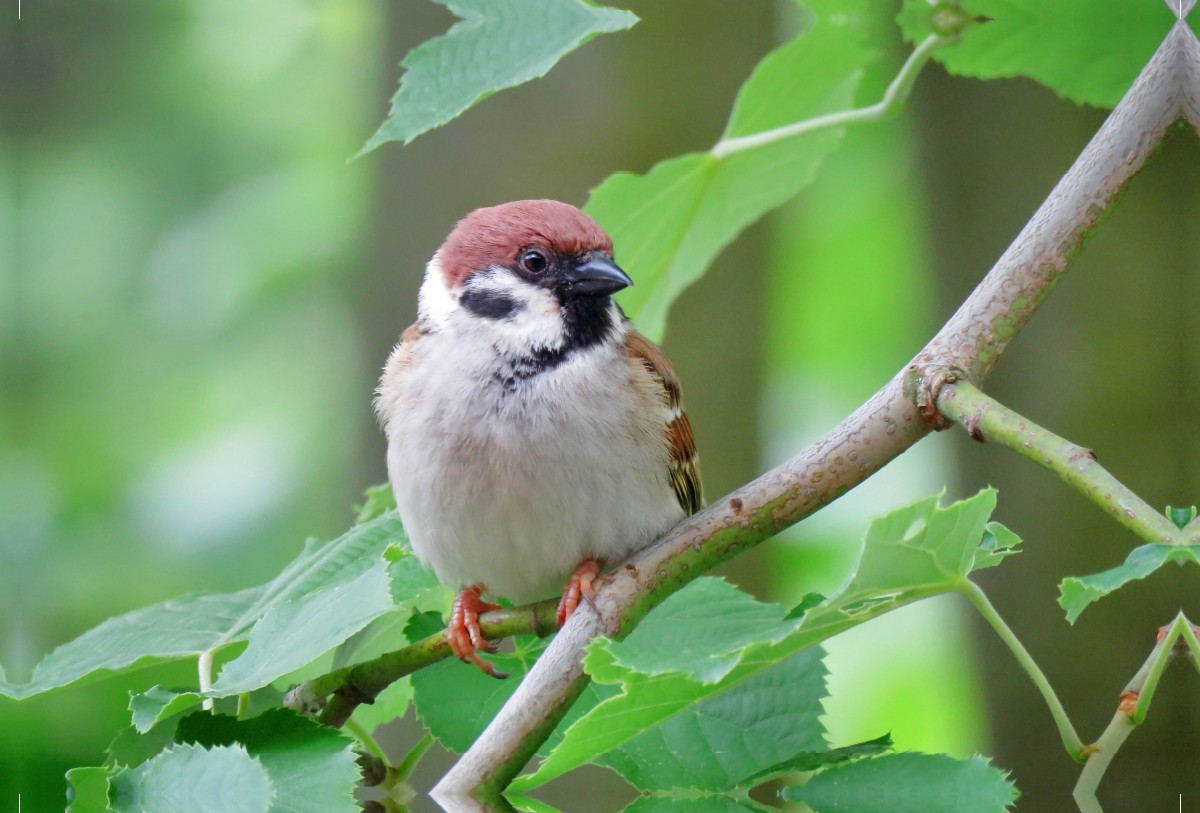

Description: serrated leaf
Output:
[591,0,874,341]
[176,709,360,813]
[740,733,893,785]
[514,490,1006,791]
[602,578,804,684]
[594,645,828,792]
[362,0,638,152]
[111,742,274,813]
[897,0,1177,109]
[783,752,1017,813]
[9,512,408,700]
[67,766,115,813]
[211,562,396,695]
[106,717,185,769]
[129,686,204,734]
[1057,544,1200,624]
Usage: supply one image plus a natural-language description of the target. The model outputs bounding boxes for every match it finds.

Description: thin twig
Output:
[938,381,1195,545]
[283,600,558,728]
[711,34,949,159]
[1074,613,1190,809]
[959,580,1087,761]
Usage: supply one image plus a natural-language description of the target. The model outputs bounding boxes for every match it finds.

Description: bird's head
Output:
[418,200,631,355]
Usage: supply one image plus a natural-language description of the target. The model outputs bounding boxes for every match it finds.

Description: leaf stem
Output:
[710,34,948,159]
[959,580,1087,761]
[390,730,434,786]
[346,717,388,764]
[198,649,215,711]
[939,381,1192,546]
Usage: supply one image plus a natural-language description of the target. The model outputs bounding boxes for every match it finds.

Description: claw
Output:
[449,585,508,679]
[557,559,601,629]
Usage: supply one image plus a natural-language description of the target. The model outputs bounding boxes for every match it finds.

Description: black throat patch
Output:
[493,296,620,391]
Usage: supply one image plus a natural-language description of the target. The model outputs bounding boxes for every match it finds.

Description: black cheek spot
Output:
[461,289,520,319]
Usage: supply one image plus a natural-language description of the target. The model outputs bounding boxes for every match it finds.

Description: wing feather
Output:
[625,330,704,516]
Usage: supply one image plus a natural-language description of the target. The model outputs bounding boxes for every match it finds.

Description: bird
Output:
[375,200,702,678]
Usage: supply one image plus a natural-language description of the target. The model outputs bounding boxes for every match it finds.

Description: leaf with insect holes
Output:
[361,0,637,152]
[511,490,1017,791]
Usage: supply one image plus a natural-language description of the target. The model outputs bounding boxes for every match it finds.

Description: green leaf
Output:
[413,632,614,754]
[9,512,408,700]
[619,798,756,813]
[601,578,803,684]
[514,490,1008,791]
[67,766,115,813]
[176,709,360,813]
[897,0,1177,109]
[351,676,415,732]
[1167,505,1197,531]
[362,0,638,152]
[740,733,894,785]
[111,743,274,813]
[106,717,185,769]
[129,686,203,734]
[590,0,875,341]
[1057,544,1200,624]
[211,562,396,695]
[355,482,396,524]
[594,644,828,792]
[783,752,1017,813]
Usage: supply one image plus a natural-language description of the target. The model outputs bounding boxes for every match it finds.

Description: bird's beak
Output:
[563,254,633,296]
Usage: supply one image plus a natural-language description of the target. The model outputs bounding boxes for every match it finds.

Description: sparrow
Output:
[375,200,702,677]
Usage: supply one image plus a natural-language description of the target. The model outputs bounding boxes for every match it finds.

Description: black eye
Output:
[520,249,548,275]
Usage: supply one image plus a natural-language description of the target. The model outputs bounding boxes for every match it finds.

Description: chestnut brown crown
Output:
[437,200,614,288]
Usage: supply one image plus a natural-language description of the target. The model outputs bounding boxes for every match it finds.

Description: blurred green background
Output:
[3,1,1198,812]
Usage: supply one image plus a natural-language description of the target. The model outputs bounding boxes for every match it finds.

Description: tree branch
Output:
[431,18,1200,807]
[284,600,559,727]
[938,381,1199,545]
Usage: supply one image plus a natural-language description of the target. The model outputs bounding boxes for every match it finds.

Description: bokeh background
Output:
[3,1,1198,811]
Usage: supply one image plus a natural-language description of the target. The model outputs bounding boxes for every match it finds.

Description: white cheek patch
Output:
[457,267,565,352]
[417,254,458,330]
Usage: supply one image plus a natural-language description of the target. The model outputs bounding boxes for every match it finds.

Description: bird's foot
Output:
[557,559,601,629]
[448,584,508,679]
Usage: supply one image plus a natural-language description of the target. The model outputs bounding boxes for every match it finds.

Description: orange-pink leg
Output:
[556,559,601,629]
[448,584,507,679]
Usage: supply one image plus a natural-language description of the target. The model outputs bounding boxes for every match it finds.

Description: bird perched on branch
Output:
[376,200,702,678]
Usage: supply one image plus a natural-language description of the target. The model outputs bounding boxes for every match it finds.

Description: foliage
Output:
[898,0,1179,108]
[49,484,1018,811]
[361,0,638,152]
[18,0,1194,808]
[1058,544,1200,624]
[592,0,877,341]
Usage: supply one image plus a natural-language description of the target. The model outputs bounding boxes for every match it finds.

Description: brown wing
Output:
[374,322,423,430]
[625,330,704,516]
